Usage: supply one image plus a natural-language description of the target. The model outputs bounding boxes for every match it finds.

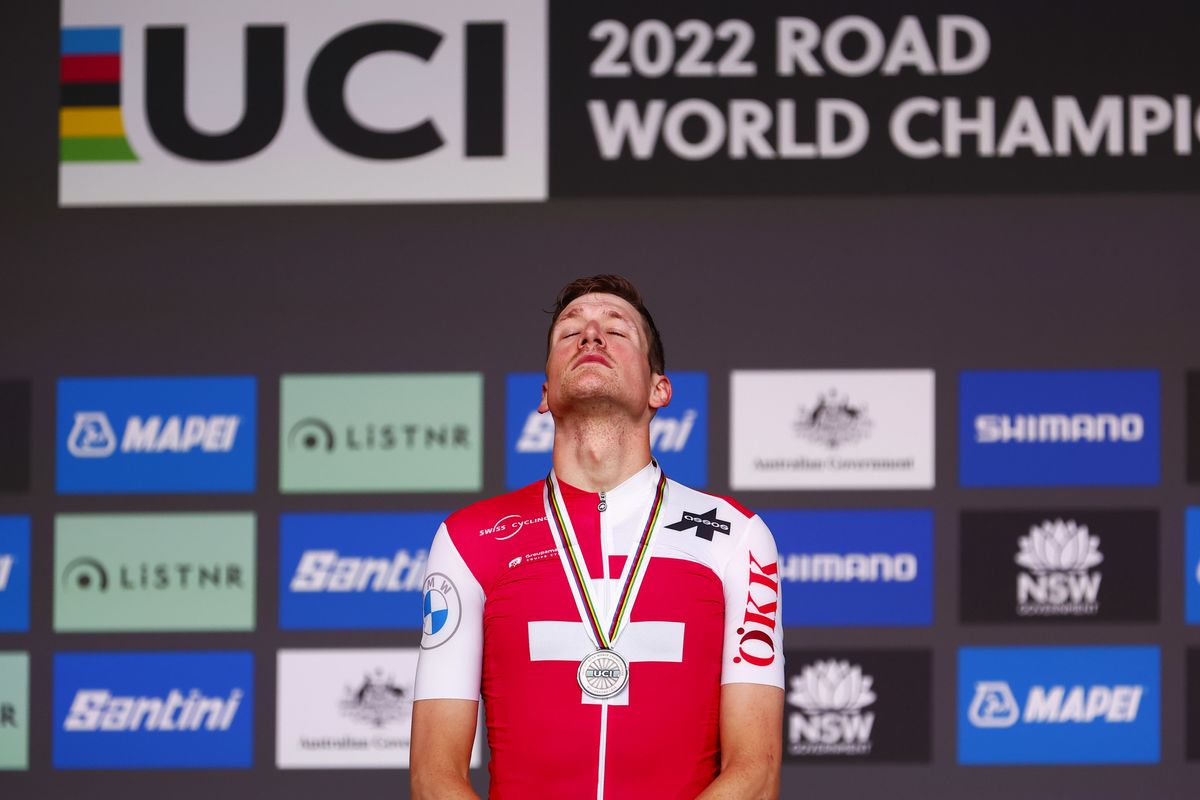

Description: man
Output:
[412,275,784,799]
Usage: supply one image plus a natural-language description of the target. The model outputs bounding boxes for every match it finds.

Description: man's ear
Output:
[649,373,672,411]
[537,380,550,414]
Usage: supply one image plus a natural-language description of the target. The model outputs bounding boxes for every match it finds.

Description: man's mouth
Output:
[574,354,610,368]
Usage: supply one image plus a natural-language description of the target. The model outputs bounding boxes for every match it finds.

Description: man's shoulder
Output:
[443,480,547,537]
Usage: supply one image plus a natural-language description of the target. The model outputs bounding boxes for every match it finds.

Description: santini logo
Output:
[780,553,917,583]
[516,409,697,453]
[67,411,240,457]
[787,660,876,755]
[975,414,1144,444]
[64,688,244,732]
[0,554,12,591]
[968,681,1143,728]
[1015,519,1103,616]
[289,549,427,593]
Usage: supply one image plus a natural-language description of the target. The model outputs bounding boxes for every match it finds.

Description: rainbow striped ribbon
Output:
[544,469,668,649]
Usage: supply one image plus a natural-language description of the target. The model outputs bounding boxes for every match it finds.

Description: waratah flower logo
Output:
[787,660,877,712]
[1014,519,1103,573]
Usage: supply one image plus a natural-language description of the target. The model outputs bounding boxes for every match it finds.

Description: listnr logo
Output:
[59,1,546,205]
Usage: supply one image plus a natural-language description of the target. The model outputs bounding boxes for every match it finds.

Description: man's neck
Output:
[550,412,653,492]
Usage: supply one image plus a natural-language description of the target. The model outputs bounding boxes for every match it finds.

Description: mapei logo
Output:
[505,371,708,488]
[56,376,256,493]
[957,646,1160,764]
[53,651,254,769]
[764,510,932,626]
[60,0,546,205]
[959,370,1160,486]
[280,512,442,630]
[967,680,1142,728]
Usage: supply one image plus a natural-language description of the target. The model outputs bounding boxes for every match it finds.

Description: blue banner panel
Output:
[1186,508,1200,624]
[957,645,1160,765]
[279,512,442,630]
[0,516,31,632]
[763,510,932,627]
[506,371,707,489]
[959,370,1160,487]
[56,376,257,493]
[53,651,254,769]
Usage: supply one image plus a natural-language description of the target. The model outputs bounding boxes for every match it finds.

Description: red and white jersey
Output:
[414,462,783,800]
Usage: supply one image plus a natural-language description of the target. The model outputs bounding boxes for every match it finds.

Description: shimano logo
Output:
[968,681,1143,728]
[0,554,12,590]
[515,409,697,453]
[780,553,917,583]
[67,411,241,457]
[289,549,427,593]
[975,413,1144,444]
[63,688,244,732]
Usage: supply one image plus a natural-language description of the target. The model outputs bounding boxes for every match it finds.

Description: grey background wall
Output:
[3,1,1200,798]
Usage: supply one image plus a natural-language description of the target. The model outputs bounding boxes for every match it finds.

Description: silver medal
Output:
[577,649,629,699]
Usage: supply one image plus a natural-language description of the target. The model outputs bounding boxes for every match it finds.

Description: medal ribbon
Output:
[544,469,668,649]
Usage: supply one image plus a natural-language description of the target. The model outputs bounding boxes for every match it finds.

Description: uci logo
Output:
[128,21,504,162]
[60,1,546,205]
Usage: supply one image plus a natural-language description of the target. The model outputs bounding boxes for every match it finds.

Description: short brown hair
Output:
[547,275,665,375]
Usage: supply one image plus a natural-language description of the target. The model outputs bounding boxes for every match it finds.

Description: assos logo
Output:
[787,660,876,756]
[53,651,253,769]
[505,371,708,489]
[1015,519,1102,617]
[280,512,439,630]
[959,370,1160,486]
[957,645,1160,764]
[763,510,932,626]
[59,0,546,205]
[56,376,256,493]
[0,516,31,633]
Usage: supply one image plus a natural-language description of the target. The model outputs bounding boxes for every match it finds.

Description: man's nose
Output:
[580,319,605,346]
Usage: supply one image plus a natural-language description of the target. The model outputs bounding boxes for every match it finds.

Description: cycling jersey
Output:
[414,461,783,800]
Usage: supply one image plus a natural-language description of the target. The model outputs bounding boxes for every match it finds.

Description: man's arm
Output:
[695,683,784,800]
[410,699,481,800]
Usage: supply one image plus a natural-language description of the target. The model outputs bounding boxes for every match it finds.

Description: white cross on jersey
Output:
[528,619,685,706]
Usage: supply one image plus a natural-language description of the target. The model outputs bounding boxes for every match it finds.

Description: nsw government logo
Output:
[53,651,254,769]
[764,510,932,626]
[959,369,1160,486]
[731,370,934,490]
[957,645,1160,764]
[59,0,546,206]
[960,510,1157,624]
[506,371,708,489]
[56,376,256,493]
[280,512,439,630]
[783,650,931,763]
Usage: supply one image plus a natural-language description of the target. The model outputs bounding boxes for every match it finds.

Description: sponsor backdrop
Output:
[2,0,1199,798]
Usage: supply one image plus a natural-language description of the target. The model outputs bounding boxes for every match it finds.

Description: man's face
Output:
[539,292,670,420]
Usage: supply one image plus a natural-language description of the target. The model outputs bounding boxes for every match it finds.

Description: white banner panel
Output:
[60,0,547,205]
[276,648,482,769]
[730,369,935,490]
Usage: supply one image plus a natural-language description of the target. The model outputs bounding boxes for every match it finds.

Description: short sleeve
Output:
[720,514,785,687]
[414,523,486,700]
